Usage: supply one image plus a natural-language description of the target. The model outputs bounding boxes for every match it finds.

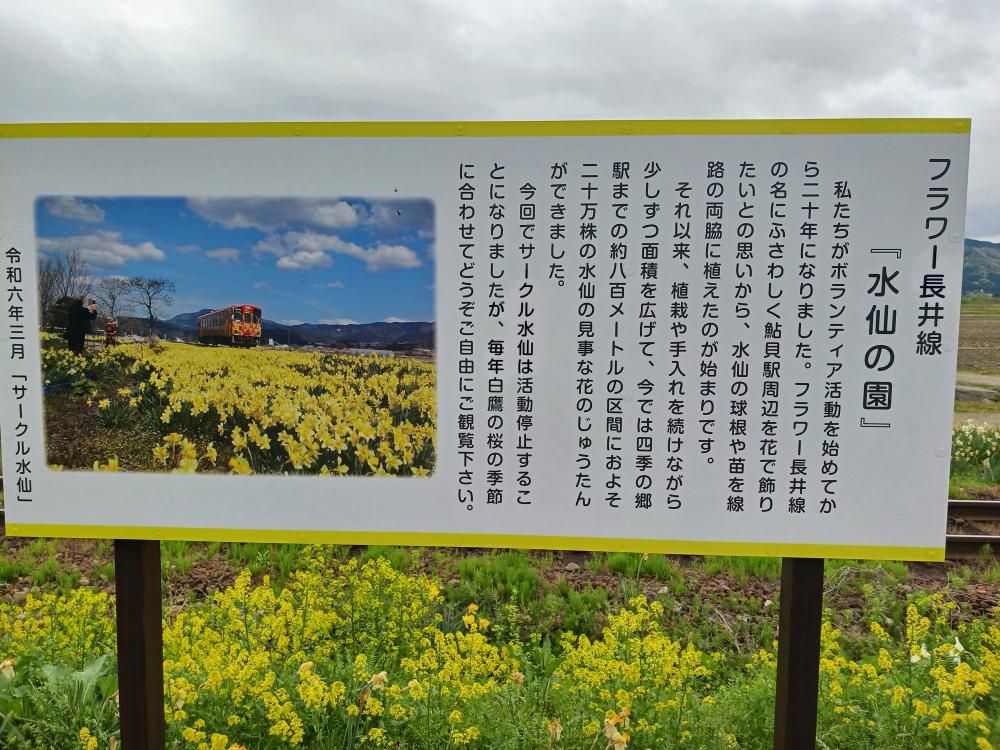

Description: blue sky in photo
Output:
[35,196,435,325]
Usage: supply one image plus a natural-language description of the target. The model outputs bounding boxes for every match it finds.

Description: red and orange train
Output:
[197,304,262,347]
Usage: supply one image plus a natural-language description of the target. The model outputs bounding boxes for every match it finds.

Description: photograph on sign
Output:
[34,196,436,477]
[0,120,970,560]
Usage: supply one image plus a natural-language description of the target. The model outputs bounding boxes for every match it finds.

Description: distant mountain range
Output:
[117,308,434,349]
[963,237,1000,296]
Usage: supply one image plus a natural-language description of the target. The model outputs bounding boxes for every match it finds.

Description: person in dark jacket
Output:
[66,295,97,354]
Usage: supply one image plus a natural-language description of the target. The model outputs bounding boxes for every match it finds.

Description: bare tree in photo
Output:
[96,276,131,321]
[60,247,92,300]
[126,276,176,338]
[37,255,61,329]
[38,247,92,329]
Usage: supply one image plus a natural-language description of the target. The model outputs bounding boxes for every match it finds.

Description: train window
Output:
[252,310,260,323]
[233,309,241,321]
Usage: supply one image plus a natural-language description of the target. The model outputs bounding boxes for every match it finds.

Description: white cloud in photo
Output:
[275,248,333,270]
[357,243,422,272]
[252,234,288,257]
[307,201,363,230]
[314,281,345,289]
[188,198,363,232]
[279,319,304,326]
[262,230,422,272]
[252,280,271,289]
[384,316,410,323]
[318,318,359,325]
[292,231,422,272]
[204,246,241,264]
[176,243,200,254]
[43,196,105,223]
[38,230,166,268]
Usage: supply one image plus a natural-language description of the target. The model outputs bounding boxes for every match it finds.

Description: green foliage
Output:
[0,556,29,584]
[0,654,119,750]
[358,545,410,572]
[963,240,1000,296]
[607,552,683,582]
[698,555,782,582]
[161,540,196,577]
[95,397,135,428]
[952,421,1000,484]
[452,551,540,610]
[222,542,304,589]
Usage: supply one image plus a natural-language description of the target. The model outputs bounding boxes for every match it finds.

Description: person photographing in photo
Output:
[66,295,97,354]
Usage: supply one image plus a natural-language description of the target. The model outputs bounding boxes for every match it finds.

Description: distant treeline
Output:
[964,238,1000,296]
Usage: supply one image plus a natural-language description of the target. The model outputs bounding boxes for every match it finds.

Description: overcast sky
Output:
[2,0,997,240]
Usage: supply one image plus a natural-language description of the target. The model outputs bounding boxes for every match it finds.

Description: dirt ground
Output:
[954,371,1000,426]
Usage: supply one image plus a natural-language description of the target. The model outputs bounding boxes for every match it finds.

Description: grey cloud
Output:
[1,0,997,234]
[188,198,362,231]
[264,230,422,272]
[43,196,105,223]
[275,249,333,270]
[368,200,434,236]
[38,230,166,268]
[204,247,241,264]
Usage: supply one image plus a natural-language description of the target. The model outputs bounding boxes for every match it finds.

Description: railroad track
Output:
[946,499,1000,559]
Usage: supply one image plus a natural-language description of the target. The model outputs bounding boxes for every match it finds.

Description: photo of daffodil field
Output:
[41,340,436,477]
[34,195,437,477]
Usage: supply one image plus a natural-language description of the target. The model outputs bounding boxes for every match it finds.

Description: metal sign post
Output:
[773,557,825,750]
[114,539,166,750]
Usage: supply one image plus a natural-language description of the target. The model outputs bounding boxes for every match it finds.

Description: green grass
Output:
[358,545,410,572]
[29,555,60,586]
[0,540,66,588]
[94,561,116,585]
[0,552,30,583]
[824,557,908,583]
[161,540,197,577]
[950,467,995,498]
[954,399,1000,412]
[981,559,1000,583]
[223,542,306,588]
[697,555,782,582]
[960,292,1000,314]
[451,550,541,610]
[583,552,605,573]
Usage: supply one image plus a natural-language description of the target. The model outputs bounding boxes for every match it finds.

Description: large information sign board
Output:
[0,120,969,560]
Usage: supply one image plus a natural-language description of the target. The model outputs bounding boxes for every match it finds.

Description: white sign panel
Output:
[0,120,970,560]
